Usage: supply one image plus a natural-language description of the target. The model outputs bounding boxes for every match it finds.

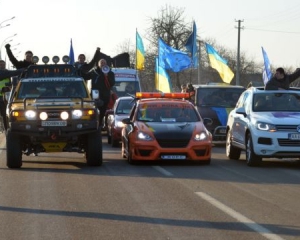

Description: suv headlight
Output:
[256,122,277,132]
[25,110,37,120]
[72,110,83,119]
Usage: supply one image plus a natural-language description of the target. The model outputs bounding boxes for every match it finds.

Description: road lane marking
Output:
[153,166,173,176]
[195,192,285,240]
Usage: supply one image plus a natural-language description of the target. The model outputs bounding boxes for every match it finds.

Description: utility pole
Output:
[235,19,244,86]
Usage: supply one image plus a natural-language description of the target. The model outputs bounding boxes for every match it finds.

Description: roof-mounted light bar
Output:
[136,92,190,99]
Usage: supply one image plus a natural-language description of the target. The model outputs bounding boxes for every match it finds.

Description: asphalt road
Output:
[0,132,299,240]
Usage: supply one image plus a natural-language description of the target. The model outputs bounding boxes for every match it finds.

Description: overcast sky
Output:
[0,0,299,70]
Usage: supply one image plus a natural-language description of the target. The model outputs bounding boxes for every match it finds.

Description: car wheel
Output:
[246,133,262,167]
[226,130,241,160]
[86,131,103,166]
[6,129,22,168]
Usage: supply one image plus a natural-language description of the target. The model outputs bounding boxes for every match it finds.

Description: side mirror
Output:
[4,91,11,102]
[122,117,131,125]
[92,89,99,99]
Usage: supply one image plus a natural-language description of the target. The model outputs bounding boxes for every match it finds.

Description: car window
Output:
[137,103,200,122]
[116,99,134,114]
[17,81,88,99]
[253,92,300,112]
[196,87,244,108]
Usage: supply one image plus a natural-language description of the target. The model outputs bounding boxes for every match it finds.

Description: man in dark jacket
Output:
[74,48,99,77]
[265,67,300,90]
[5,43,33,69]
[81,58,115,129]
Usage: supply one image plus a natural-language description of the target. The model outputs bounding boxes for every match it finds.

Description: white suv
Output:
[226,87,300,166]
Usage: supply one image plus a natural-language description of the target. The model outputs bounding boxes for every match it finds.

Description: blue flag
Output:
[158,38,191,73]
[261,47,272,85]
[69,39,75,65]
[185,21,198,68]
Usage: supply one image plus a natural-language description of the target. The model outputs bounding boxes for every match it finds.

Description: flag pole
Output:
[198,40,201,84]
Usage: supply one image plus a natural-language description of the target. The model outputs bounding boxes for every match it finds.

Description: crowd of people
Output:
[1,43,300,133]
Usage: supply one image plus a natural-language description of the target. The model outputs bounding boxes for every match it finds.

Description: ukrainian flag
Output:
[155,57,171,93]
[136,31,145,70]
[205,43,234,84]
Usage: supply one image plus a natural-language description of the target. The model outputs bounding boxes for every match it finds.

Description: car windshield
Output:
[116,99,134,114]
[16,80,88,99]
[253,92,300,112]
[137,103,200,122]
[196,88,244,107]
[113,81,140,97]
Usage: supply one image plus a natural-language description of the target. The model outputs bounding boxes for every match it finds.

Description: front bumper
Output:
[251,129,300,158]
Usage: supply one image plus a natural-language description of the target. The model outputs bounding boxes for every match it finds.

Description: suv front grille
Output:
[275,125,298,132]
[278,139,300,147]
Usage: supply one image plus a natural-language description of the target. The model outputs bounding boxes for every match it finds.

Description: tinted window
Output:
[196,87,245,107]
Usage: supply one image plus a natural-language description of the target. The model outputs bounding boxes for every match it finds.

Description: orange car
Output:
[121,92,213,164]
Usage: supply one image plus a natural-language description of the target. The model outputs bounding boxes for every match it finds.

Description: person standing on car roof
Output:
[74,48,100,77]
[265,67,300,90]
[5,44,34,69]
[81,57,115,129]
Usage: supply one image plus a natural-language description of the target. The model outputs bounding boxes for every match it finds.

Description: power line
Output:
[245,27,300,34]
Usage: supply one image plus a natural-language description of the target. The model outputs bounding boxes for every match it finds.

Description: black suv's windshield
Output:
[196,87,245,107]
[17,80,88,99]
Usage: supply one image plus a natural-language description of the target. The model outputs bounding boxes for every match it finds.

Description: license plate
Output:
[161,155,186,160]
[41,121,67,127]
[219,128,226,134]
[289,133,300,140]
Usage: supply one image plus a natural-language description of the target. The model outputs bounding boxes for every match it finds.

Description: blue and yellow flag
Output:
[136,31,145,70]
[68,38,75,65]
[155,57,171,93]
[205,43,234,84]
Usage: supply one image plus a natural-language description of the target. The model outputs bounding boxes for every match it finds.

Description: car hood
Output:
[251,112,300,124]
[115,114,129,121]
[198,106,233,126]
[137,121,204,139]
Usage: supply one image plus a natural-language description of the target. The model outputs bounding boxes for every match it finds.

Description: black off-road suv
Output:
[194,83,245,143]
[5,56,102,168]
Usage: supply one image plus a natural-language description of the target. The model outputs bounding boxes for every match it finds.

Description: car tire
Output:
[246,133,262,167]
[226,130,241,160]
[6,129,22,168]
[86,131,103,166]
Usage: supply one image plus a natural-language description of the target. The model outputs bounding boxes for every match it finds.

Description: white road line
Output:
[153,166,173,176]
[195,192,285,240]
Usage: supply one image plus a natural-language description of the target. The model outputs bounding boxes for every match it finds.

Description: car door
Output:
[230,91,251,146]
